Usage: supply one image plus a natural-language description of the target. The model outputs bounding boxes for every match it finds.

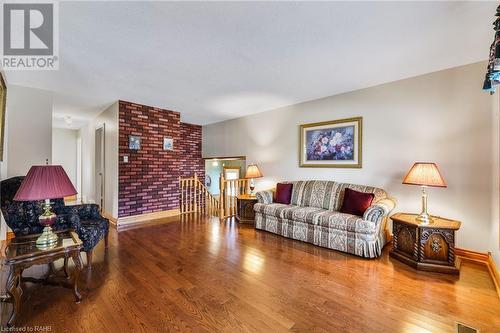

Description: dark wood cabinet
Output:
[236,195,258,224]
[390,213,461,274]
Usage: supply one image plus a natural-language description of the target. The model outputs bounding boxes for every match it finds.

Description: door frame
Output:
[223,166,241,180]
[95,124,105,211]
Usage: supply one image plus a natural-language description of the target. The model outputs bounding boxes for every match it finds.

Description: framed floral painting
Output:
[299,117,362,168]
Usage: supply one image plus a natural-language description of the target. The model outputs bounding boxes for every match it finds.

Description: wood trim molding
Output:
[117,209,180,231]
[453,248,500,299]
[455,248,490,264]
[487,253,500,299]
[101,210,117,229]
[203,155,246,161]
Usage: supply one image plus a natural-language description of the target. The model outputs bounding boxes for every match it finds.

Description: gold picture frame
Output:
[0,72,6,161]
[299,117,362,168]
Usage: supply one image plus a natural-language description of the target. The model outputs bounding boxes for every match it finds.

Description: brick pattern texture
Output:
[118,100,204,218]
[179,123,204,179]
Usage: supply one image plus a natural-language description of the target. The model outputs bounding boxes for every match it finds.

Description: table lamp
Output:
[402,162,446,225]
[245,164,263,195]
[14,165,77,248]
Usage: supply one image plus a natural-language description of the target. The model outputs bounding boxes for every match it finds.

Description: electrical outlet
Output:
[123,155,128,163]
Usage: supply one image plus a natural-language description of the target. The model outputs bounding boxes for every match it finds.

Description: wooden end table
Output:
[390,213,461,274]
[236,194,258,224]
[1,230,83,327]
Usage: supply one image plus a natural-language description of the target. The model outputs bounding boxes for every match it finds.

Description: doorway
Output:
[203,156,246,195]
[95,125,105,211]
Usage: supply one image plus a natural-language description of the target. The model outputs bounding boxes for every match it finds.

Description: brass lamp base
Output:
[415,186,434,225]
[416,212,433,225]
[36,199,58,249]
[249,178,256,195]
[36,226,58,249]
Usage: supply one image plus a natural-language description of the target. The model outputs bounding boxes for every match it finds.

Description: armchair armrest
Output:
[363,197,396,225]
[53,213,82,233]
[67,203,102,220]
[256,190,274,204]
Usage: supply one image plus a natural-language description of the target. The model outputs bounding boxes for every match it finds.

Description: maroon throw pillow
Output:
[275,183,293,204]
[340,188,375,217]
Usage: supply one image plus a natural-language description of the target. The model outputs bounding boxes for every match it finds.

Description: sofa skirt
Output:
[255,212,386,258]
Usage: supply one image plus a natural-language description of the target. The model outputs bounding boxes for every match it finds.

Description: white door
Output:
[95,125,105,211]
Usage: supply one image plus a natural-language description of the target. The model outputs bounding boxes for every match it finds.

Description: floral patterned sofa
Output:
[254,181,396,258]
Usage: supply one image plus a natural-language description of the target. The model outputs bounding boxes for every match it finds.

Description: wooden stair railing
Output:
[219,174,249,219]
[179,173,250,220]
[179,174,220,216]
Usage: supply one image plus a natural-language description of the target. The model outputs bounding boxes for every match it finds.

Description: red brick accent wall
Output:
[118,100,203,218]
[179,122,204,179]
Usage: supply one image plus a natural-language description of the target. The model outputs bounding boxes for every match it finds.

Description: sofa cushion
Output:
[312,211,376,234]
[254,203,326,224]
[275,183,293,204]
[253,203,290,218]
[281,206,327,223]
[339,188,374,217]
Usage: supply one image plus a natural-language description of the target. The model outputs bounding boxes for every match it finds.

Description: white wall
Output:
[79,124,94,203]
[204,62,498,255]
[0,84,53,239]
[79,102,119,218]
[491,94,500,269]
[52,128,78,190]
[6,85,53,177]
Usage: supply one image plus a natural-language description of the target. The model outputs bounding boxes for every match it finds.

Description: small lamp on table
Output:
[245,164,263,195]
[13,165,77,248]
[402,162,447,225]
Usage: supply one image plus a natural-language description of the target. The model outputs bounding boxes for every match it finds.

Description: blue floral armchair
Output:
[0,176,109,269]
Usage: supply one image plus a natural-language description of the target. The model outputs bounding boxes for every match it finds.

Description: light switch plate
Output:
[123,155,128,163]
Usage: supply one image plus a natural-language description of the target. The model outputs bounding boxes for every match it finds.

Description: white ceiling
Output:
[3,1,496,127]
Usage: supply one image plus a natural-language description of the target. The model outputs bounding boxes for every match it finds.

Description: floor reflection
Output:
[243,247,265,274]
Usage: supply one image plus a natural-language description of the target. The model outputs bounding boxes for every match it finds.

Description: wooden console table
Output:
[1,230,83,327]
[390,213,461,274]
[236,194,258,224]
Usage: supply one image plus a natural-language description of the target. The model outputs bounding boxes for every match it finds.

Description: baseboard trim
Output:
[453,248,500,299]
[486,253,500,299]
[101,210,118,229]
[455,247,490,264]
[117,209,180,231]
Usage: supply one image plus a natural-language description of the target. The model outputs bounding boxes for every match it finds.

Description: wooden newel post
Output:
[194,173,198,212]
[219,173,225,220]
[179,176,182,214]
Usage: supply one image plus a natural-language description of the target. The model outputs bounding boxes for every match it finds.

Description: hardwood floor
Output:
[1,214,500,332]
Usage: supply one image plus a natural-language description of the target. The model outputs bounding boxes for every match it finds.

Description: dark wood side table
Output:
[390,213,461,274]
[236,194,258,224]
[1,230,83,327]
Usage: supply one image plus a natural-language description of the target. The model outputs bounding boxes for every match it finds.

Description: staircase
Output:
[179,173,250,219]
[179,173,220,216]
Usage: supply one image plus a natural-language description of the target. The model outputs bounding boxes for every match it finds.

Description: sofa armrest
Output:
[256,190,274,204]
[363,197,396,225]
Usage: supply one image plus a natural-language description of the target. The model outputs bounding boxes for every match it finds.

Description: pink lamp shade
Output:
[13,165,77,201]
